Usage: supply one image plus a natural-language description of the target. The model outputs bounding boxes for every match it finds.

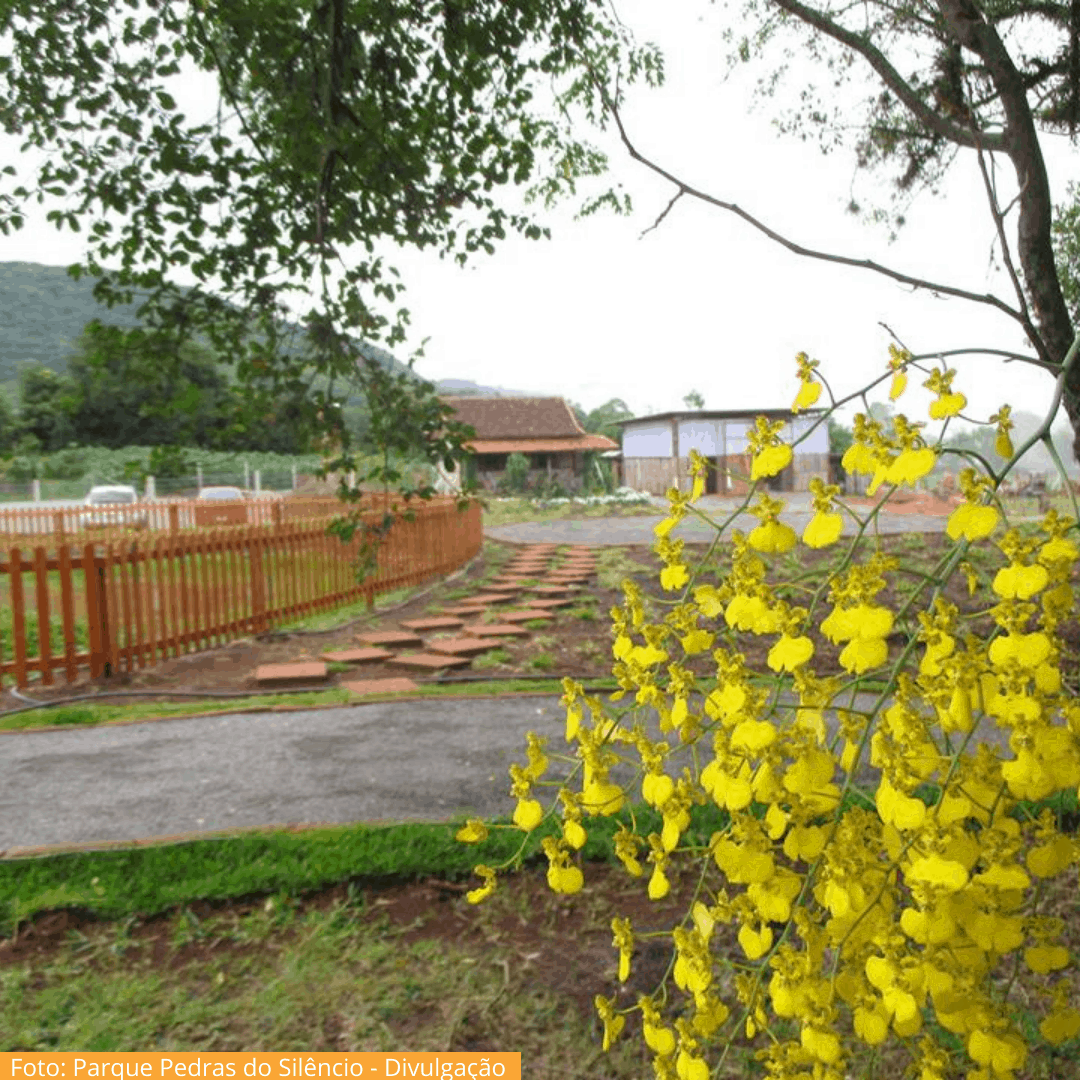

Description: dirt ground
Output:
[0,860,690,1021]
[0,541,656,710]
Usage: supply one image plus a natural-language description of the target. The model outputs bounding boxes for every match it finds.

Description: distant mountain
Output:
[435,378,535,397]
[0,261,407,382]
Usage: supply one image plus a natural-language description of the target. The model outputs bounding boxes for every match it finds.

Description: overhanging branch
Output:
[770,0,1006,151]
[610,103,1027,326]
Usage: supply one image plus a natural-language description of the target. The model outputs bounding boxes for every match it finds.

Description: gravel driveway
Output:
[486,495,951,546]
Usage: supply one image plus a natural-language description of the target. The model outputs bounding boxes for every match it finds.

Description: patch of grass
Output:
[0,677,623,733]
[9,788,1076,938]
[0,885,646,1069]
[0,689,355,732]
[325,661,354,674]
[595,547,649,591]
[525,618,553,630]
[528,652,557,672]
[482,498,659,528]
[278,585,420,632]
[0,808,677,934]
[575,640,606,663]
[435,586,476,601]
[566,604,599,621]
[471,647,511,670]
[413,677,616,696]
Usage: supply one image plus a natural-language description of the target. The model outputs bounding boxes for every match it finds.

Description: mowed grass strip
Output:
[0,808,700,934]
[7,789,1073,933]
[0,678,620,732]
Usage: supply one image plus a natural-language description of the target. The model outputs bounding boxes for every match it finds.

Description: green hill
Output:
[0,261,406,383]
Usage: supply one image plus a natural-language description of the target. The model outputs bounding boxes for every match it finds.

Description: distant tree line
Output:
[0,328,326,457]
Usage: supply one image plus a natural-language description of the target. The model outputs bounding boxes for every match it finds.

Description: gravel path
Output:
[1,685,1010,855]
[486,499,950,546]
[0,696,569,855]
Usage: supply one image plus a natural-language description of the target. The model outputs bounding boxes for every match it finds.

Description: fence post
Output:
[31,478,41,502]
[169,504,180,534]
[196,463,203,493]
[145,475,156,500]
[291,462,297,490]
[254,469,261,494]
[243,461,250,490]
[54,511,65,537]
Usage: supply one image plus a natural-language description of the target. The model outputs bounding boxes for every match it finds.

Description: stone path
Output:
[254,544,597,694]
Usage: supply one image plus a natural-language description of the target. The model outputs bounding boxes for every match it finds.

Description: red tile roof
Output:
[469,436,618,454]
[442,397,585,438]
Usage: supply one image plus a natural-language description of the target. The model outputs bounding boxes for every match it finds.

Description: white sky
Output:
[2,0,1078,432]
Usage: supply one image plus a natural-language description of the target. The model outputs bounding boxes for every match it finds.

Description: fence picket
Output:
[103,541,121,675]
[130,539,146,669]
[165,535,180,656]
[83,542,105,679]
[197,531,211,648]
[8,546,28,687]
[147,534,162,665]
[117,539,134,672]
[33,546,54,686]
[57,544,78,682]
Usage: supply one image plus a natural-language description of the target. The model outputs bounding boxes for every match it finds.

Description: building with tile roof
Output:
[441,396,618,492]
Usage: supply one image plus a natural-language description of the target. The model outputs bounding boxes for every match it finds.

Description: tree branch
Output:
[973,142,1050,362]
[640,187,684,238]
[607,102,1027,325]
[768,0,1007,150]
[938,0,1073,358]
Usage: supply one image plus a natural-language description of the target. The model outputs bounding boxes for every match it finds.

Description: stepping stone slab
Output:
[441,605,491,617]
[463,623,531,638]
[531,585,575,595]
[468,593,514,604]
[498,610,553,624]
[355,630,424,648]
[400,616,465,631]
[388,652,472,670]
[428,637,501,657]
[255,661,328,684]
[320,647,394,664]
[344,677,420,696]
[525,597,574,609]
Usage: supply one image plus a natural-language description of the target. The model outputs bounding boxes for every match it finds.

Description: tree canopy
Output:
[583,396,634,442]
[0,0,659,481]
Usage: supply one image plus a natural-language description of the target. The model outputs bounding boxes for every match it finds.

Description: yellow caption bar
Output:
[0,1056,520,1080]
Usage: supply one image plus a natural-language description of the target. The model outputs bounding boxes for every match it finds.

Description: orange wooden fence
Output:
[0,494,353,538]
[0,497,482,689]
